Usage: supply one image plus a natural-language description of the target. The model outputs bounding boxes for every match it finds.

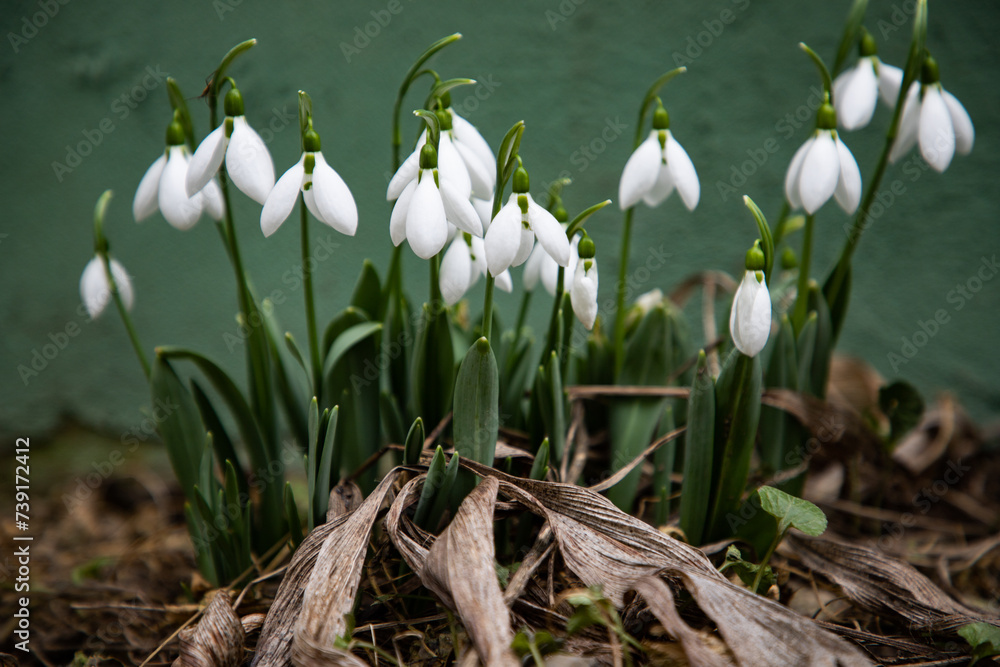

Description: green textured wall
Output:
[2,0,998,443]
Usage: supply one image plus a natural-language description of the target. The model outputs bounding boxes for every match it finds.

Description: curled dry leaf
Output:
[177,590,244,667]
[787,532,1000,633]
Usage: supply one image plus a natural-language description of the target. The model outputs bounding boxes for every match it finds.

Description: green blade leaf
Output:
[414,446,446,529]
[350,259,382,320]
[453,337,499,466]
[150,355,207,503]
[529,438,550,481]
[404,416,425,466]
[757,485,827,536]
[322,321,383,378]
[315,406,339,521]
[679,351,715,546]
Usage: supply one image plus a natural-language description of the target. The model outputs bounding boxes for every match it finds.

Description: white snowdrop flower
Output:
[133,119,224,231]
[260,127,357,237]
[784,103,861,215]
[523,233,579,296]
[388,127,476,202]
[389,144,483,260]
[80,255,134,320]
[484,165,570,277]
[832,32,902,131]
[888,57,974,173]
[618,104,699,211]
[729,267,771,358]
[439,233,511,306]
[186,87,275,205]
[449,109,496,196]
[570,235,598,330]
[634,288,664,315]
[471,197,494,233]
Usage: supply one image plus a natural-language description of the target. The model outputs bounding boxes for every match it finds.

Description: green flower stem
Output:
[300,196,322,400]
[792,214,816,331]
[102,254,150,380]
[429,251,442,310]
[751,527,784,595]
[546,266,566,356]
[482,275,496,341]
[514,288,532,335]
[613,206,636,376]
[770,201,792,247]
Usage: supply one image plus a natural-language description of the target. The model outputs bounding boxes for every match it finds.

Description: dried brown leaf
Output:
[178,590,244,667]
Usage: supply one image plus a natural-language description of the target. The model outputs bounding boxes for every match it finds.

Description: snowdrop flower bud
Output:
[133,116,224,230]
[439,233,512,306]
[729,244,771,357]
[260,125,358,237]
[388,143,483,259]
[80,255,134,320]
[784,102,861,214]
[618,103,699,211]
[571,234,598,330]
[186,86,276,205]
[484,164,570,277]
[889,56,974,173]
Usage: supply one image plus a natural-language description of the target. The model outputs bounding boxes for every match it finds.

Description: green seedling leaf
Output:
[322,321,383,378]
[453,337,499,466]
[879,380,925,446]
[722,545,775,593]
[315,406,339,521]
[403,417,425,466]
[758,485,827,536]
[652,404,676,526]
[191,380,245,499]
[151,355,207,503]
[284,332,310,378]
[959,622,1000,664]
[414,446,446,529]
[350,259,382,320]
[529,439,550,481]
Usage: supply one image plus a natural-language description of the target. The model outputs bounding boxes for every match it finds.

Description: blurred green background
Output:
[1,0,998,446]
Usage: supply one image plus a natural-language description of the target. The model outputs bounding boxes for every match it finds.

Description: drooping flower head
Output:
[133,114,225,230]
[388,140,483,260]
[187,85,276,205]
[484,162,570,277]
[832,29,900,131]
[261,121,358,237]
[618,101,699,211]
[570,233,599,330]
[80,255,134,320]
[729,243,771,358]
[439,232,512,306]
[784,100,861,215]
[888,55,974,173]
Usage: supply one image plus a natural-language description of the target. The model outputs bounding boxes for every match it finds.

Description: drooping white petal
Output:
[889,86,921,163]
[918,86,955,172]
[311,152,358,236]
[159,146,203,230]
[202,179,226,221]
[440,237,473,306]
[527,194,570,267]
[436,133,473,200]
[451,112,496,185]
[186,125,227,197]
[495,269,513,293]
[469,236,489,278]
[877,62,904,108]
[642,161,674,207]
[472,197,493,233]
[833,137,862,214]
[406,173,448,259]
[618,132,661,210]
[261,156,306,237]
[80,256,134,319]
[513,225,535,268]
[571,260,599,330]
[440,179,484,237]
[941,90,976,155]
[133,153,166,222]
[226,116,275,205]
[798,132,840,214]
[484,198,522,276]
[540,250,560,296]
[729,271,771,357]
[835,58,879,130]
[387,149,419,201]
[784,137,813,210]
[390,179,417,246]
[665,132,700,210]
[523,242,545,292]
[942,90,974,155]
[453,137,493,200]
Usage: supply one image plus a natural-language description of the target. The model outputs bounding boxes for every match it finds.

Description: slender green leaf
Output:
[529,439,550,481]
[652,404,676,526]
[404,416,425,466]
[679,351,715,545]
[350,259,382,320]
[315,406,339,521]
[190,380,246,499]
[414,446,446,529]
[322,322,383,378]
[150,355,207,502]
